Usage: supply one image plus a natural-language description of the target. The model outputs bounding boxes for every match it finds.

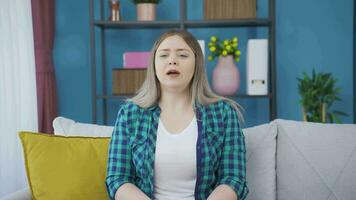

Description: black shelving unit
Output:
[90,0,276,125]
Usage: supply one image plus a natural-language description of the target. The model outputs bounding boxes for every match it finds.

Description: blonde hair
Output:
[128,29,244,122]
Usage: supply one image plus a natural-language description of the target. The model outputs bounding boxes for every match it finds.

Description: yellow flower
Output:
[210,36,217,42]
[207,35,241,62]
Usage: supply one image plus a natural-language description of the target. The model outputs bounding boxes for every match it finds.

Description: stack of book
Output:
[112,52,149,95]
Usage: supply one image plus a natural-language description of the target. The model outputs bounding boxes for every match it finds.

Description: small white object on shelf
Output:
[198,40,205,58]
[246,39,268,95]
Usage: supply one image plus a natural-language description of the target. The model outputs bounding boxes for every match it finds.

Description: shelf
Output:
[94,20,181,29]
[94,18,271,29]
[185,19,271,28]
[96,94,272,100]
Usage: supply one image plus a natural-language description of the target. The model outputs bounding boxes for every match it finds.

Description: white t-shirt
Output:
[153,116,198,200]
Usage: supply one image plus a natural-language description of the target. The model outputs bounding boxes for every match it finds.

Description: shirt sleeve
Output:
[105,106,136,199]
[217,104,249,200]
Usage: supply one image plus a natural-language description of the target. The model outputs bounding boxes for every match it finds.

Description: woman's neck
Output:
[158,89,193,113]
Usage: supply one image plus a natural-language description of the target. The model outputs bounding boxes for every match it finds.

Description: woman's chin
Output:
[162,83,189,92]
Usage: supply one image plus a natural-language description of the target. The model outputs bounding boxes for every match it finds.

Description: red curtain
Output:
[31,0,58,133]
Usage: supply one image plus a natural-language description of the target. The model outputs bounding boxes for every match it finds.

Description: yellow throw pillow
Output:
[19,131,110,200]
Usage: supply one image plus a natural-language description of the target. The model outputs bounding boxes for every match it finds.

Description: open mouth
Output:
[166,69,180,76]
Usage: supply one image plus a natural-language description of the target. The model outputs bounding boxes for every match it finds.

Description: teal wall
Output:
[354,0,356,123]
[54,0,354,127]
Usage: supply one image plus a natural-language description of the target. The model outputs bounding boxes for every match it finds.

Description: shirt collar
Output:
[148,100,204,119]
[147,100,204,115]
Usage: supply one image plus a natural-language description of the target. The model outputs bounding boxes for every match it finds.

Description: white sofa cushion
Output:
[53,116,114,137]
[243,122,277,200]
[276,119,356,200]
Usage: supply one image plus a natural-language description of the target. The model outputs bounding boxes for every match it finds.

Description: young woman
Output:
[106,29,249,200]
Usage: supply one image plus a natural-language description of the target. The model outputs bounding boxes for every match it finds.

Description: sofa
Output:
[2,117,356,200]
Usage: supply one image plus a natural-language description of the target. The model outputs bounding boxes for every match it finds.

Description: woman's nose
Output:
[169,61,177,65]
[168,55,178,65]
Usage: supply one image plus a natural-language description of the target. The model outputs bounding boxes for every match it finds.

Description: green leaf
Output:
[333,110,349,117]
[334,116,342,124]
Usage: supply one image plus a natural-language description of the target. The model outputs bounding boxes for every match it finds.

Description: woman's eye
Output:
[179,54,188,58]
[159,54,168,58]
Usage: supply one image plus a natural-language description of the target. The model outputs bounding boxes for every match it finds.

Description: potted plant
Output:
[208,36,242,95]
[297,69,348,123]
[130,0,162,21]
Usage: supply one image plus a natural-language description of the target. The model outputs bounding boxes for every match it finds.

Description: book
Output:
[204,0,256,20]
[112,68,147,95]
[123,52,150,69]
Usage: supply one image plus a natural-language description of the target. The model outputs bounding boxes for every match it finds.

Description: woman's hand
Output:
[207,184,238,200]
[115,183,151,200]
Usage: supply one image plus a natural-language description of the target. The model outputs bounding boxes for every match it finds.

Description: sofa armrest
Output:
[0,187,31,200]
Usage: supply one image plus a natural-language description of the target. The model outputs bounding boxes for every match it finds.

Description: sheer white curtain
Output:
[0,0,38,197]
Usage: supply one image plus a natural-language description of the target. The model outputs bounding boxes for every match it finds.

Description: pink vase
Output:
[212,55,240,95]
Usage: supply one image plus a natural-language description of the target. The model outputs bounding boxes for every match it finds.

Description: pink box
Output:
[123,52,150,69]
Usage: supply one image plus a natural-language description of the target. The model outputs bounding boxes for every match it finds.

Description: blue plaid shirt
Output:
[106,100,249,200]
